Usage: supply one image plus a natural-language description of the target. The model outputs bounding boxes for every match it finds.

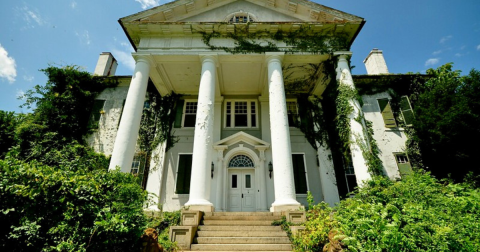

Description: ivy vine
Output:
[199,25,348,54]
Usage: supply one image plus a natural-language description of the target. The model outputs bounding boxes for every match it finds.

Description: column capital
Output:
[265,52,285,64]
[333,51,352,61]
[199,54,218,65]
[132,54,154,66]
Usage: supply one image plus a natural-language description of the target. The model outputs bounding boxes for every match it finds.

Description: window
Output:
[131,153,147,188]
[400,96,414,126]
[395,153,412,177]
[227,13,256,23]
[287,101,299,127]
[228,155,254,167]
[88,99,106,129]
[174,100,197,128]
[176,154,193,194]
[378,98,397,128]
[344,158,357,193]
[292,154,308,194]
[225,101,257,128]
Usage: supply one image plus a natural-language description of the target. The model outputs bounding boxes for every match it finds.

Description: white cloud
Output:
[135,0,160,10]
[17,4,46,29]
[432,50,443,55]
[440,35,452,44]
[112,49,135,71]
[71,1,77,9]
[477,45,480,51]
[16,89,26,100]
[0,44,17,84]
[23,75,34,82]
[455,53,463,57]
[425,58,440,66]
[75,30,91,45]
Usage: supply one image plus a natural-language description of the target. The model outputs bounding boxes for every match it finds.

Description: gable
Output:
[121,0,363,23]
[180,1,302,22]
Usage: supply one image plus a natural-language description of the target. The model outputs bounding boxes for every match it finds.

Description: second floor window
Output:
[225,101,257,128]
[287,101,299,127]
[183,101,197,127]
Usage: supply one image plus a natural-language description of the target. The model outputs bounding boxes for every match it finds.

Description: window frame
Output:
[88,99,106,130]
[224,100,259,129]
[394,152,413,177]
[286,99,299,128]
[292,153,309,195]
[175,153,193,195]
[182,100,198,128]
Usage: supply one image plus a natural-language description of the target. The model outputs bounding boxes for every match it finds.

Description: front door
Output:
[228,169,255,212]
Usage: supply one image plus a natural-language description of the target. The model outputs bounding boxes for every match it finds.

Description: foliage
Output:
[0,111,24,158]
[146,211,181,251]
[294,173,480,251]
[0,157,148,252]
[16,65,117,161]
[199,25,348,54]
[408,64,480,183]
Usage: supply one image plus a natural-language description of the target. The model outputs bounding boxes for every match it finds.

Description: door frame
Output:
[227,168,256,212]
[222,146,266,211]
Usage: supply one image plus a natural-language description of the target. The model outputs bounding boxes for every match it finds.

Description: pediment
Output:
[121,0,363,24]
[214,131,270,148]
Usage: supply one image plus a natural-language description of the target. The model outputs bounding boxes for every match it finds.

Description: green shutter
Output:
[292,154,308,194]
[176,154,192,194]
[174,99,185,128]
[88,100,106,129]
[400,96,414,126]
[378,99,397,128]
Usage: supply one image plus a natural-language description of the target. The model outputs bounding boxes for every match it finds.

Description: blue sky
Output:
[1,0,479,113]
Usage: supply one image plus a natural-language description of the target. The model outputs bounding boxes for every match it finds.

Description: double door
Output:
[228,169,255,212]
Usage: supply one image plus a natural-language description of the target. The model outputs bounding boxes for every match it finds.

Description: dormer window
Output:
[226,12,257,23]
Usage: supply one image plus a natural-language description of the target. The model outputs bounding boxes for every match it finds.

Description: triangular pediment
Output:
[121,0,363,24]
[214,131,270,148]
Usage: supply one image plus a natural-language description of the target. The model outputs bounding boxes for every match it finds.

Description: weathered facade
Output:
[88,0,413,212]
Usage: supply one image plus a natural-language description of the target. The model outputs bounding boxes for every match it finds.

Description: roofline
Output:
[348,19,366,50]
[118,19,138,52]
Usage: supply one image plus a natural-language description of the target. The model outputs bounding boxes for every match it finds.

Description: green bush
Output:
[295,173,480,251]
[0,157,148,252]
[146,211,181,251]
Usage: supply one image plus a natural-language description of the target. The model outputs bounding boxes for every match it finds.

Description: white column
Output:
[214,146,228,212]
[185,55,217,212]
[256,147,269,211]
[266,53,301,212]
[309,96,340,207]
[109,56,151,172]
[334,52,372,186]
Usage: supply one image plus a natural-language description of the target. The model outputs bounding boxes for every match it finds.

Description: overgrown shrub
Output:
[146,211,181,251]
[295,173,480,251]
[0,157,148,252]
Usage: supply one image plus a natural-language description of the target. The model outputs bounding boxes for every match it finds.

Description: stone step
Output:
[195,237,291,244]
[198,225,283,231]
[202,220,275,226]
[203,215,281,221]
[204,212,282,217]
[191,244,292,251]
[197,231,287,237]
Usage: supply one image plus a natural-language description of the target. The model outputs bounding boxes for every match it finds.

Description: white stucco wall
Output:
[86,81,129,156]
[362,93,407,179]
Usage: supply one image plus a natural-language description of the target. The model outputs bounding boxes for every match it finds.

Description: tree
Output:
[410,64,480,183]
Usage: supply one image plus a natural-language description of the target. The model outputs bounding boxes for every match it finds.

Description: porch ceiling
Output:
[149,53,330,96]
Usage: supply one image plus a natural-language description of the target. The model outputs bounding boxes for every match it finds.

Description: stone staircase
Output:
[190,212,292,251]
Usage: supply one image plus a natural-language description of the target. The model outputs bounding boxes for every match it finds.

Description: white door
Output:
[228,169,256,212]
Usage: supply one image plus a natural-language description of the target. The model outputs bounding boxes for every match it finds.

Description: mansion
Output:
[88,0,413,212]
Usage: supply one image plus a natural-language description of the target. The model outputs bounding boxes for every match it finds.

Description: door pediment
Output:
[214,131,270,149]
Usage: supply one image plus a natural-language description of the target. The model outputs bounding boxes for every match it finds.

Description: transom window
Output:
[225,100,257,128]
[228,155,254,167]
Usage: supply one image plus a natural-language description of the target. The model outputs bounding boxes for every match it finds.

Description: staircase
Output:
[190,212,292,251]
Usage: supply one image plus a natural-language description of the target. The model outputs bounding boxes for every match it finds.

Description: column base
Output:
[270,204,304,212]
[184,205,215,213]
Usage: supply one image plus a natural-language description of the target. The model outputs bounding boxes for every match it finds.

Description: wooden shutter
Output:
[89,100,106,129]
[292,154,308,194]
[400,96,414,126]
[176,154,192,194]
[378,98,397,128]
[395,154,412,177]
[173,99,184,128]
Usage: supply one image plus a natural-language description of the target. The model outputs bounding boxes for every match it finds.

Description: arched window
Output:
[226,12,257,23]
[228,155,254,167]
